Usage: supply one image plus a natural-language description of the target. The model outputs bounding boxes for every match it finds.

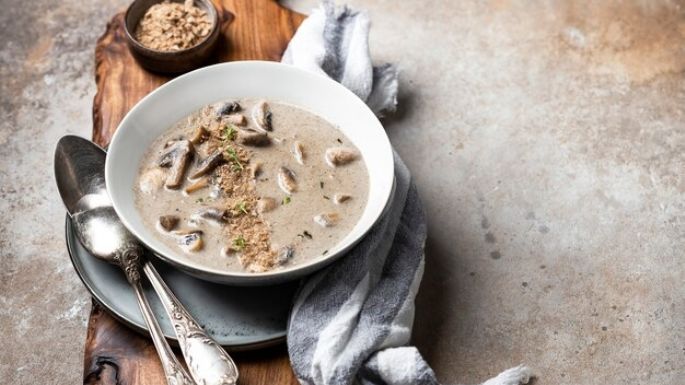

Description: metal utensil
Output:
[54,135,239,385]
[54,136,194,385]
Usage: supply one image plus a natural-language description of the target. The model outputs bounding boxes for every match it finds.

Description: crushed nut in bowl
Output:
[135,0,212,51]
[123,0,220,73]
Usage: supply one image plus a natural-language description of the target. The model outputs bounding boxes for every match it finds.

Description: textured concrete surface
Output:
[1,0,684,384]
[0,1,126,384]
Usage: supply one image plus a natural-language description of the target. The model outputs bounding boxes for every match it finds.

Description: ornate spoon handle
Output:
[118,248,194,385]
[132,281,195,385]
[143,261,239,385]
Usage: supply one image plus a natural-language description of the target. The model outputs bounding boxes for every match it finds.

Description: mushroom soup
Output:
[134,99,369,272]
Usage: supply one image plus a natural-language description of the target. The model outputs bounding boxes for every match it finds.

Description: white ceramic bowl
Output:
[106,61,394,285]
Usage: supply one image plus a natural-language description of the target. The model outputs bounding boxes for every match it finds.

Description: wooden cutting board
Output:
[85,1,304,383]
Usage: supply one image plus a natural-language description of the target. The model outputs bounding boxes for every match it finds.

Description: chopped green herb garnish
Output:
[323,195,330,200]
[195,197,204,203]
[322,250,328,255]
[320,181,324,189]
[225,146,244,171]
[235,201,249,215]
[282,195,291,205]
[232,235,246,250]
[336,138,343,144]
[225,146,239,159]
[222,124,237,141]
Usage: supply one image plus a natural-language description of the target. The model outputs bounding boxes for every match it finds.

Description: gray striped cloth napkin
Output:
[281,2,532,385]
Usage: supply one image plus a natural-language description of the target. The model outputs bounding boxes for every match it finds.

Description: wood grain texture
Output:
[86,1,305,384]
[83,303,299,385]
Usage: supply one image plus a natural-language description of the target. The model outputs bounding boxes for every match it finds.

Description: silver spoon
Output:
[54,135,239,385]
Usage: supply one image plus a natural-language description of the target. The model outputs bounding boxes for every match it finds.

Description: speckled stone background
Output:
[1,0,683,384]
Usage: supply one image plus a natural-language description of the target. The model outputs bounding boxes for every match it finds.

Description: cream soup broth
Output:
[134,99,368,272]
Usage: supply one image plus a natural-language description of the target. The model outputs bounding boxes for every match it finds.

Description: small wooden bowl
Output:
[124,0,220,74]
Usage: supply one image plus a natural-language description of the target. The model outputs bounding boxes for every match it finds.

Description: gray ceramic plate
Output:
[66,215,298,351]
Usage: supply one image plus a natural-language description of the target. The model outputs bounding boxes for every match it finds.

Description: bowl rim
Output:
[124,0,220,55]
[106,61,395,281]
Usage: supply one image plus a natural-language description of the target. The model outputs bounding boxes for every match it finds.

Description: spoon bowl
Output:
[71,207,136,263]
[54,136,110,214]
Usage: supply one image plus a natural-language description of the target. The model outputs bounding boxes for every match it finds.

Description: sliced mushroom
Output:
[158,140,193,189]
[158,215,179,232]
[252,100,273,132]
[190,150,225,179]
[224,114,246,126]
[139,168,166,194]
[292,141,305,165]
[325,147,359,167]
[313,212,341,227]
[277,166,297,193]
[333,193,352,204]
[189,125,209,144]
[157,141,181,167]
[257,197,277,213]
[173,230,204,252]
[276,245,294,265]
[216,101,241,117]
[184,177,209,194]
[237,128,270,146]
[192,207,229,224]
[248,161,263,179]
